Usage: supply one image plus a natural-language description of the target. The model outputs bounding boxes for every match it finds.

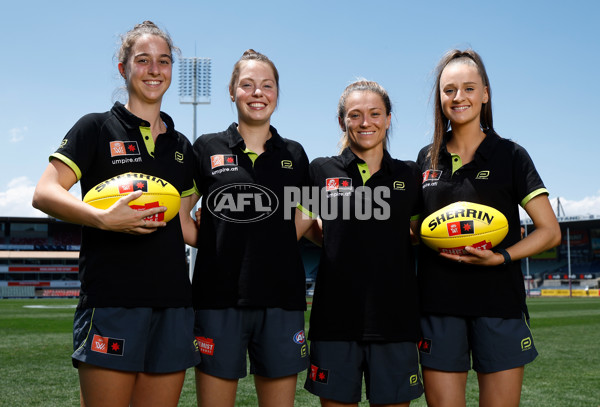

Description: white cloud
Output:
[551,194,600,218]
[0,177,44,217]
[0,176,81,218]
[8,127,28,143]
[519,192,600,221]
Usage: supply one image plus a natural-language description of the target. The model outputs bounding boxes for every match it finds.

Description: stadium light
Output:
[179,57,211,279]
[179,57,211,142]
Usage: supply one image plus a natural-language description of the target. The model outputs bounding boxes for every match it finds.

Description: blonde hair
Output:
[337,80,392,152]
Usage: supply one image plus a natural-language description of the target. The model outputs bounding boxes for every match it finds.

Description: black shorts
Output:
[72,307,200,373]
[194,307,309,379]
[304,341,423,404]
[419,314,538,373]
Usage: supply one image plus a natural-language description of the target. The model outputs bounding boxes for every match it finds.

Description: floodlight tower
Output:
[179,57,212,142]
[179,57,211,279]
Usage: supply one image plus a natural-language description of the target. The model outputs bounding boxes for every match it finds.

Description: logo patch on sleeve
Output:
[91,334,125,356]
[309,364,329,384]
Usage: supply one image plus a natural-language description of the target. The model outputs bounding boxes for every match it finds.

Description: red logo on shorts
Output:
[418,338,432,354]
[309,364,329,384]
[196,336,215,355]
[91,334,124,356]
[293,330,305,344]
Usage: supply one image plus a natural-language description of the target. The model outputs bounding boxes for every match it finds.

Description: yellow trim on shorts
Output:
[74,308,96,353]
[523,312,535,341]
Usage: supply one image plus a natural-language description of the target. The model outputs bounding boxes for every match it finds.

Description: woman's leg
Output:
[195,368,239,407]
[78,362,136,407]
[422,367,468,407]
[477,366,524,407]
[254,374,297,407]
[130,370,186,407]
[320,397,358,407]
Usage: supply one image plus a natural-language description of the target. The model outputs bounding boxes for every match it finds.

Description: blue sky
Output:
[2,0,599,218]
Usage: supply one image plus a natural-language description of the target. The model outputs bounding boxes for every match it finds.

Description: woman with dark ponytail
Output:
[33,21,200,406]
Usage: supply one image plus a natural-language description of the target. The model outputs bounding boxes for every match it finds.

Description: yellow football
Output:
[420,201,508,254]
[83,172,181,222]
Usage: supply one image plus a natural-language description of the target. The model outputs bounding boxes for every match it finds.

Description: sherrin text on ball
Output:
[83,172,181,222]
[420,201,508,254]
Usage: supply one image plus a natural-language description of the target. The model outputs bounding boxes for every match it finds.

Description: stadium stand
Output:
[1,215,599,298]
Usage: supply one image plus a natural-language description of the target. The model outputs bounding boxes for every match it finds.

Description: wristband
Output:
[495,248,512,265]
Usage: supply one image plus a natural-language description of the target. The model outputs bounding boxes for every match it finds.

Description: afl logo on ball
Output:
[293,330,306,344]
[206,183,279,223]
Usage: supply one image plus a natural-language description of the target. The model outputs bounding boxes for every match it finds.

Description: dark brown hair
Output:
[117,21,178,69]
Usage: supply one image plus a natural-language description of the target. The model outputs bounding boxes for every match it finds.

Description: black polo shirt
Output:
[51,102,195,309]
[306,148,422,342]
[192,123,309,311]
[416,131,549,319]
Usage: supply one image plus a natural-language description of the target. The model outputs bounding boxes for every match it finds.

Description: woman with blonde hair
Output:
[300,80,424,406]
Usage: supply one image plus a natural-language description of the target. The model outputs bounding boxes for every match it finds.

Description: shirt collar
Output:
[226,122,284,151]
[440,129,500,164]
[339,147,394,173]
[111,102,177,137]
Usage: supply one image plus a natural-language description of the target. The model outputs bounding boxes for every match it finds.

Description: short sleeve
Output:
[512,143,548,207]
[50,113,102,181]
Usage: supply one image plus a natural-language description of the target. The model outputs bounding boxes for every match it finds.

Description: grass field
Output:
[1,297,599,406]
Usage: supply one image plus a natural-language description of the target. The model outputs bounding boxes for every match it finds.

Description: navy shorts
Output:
[72,307,200,373]
[419,314,538,373]
[304,341,423,404]
[194,308,309,379]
